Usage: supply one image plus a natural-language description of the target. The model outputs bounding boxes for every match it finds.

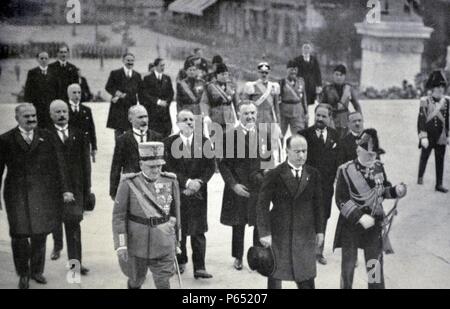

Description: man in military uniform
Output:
[176,60,205,116]
[279,60,308,136]
[417,70,450,193]
[201,63,238,134]
[321,65,362,138]
[112,142,181,289]
[339,111,364,165]
[334,129,407,289]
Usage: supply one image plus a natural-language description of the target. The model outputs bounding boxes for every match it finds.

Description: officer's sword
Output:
[174,252,183,289]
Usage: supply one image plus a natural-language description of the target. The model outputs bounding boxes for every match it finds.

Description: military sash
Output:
[254,82,274,107]
[127,177,169,218]
[341,163,385,213]
[210,82,232,104]
[180,80,198,103]
[425,97,447,124]
[284,80,302,102]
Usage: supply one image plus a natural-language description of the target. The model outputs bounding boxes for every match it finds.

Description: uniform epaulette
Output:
[120,173,139,181]
[161,171,177,179]
[339,160,354,171]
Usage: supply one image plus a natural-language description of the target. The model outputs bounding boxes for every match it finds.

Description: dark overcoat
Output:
[0,127,69,236]
[49,126,91,222]
[110,129,163,198]
[105,68,142,131]
[163,134,215,235]
[257,162,324,282]
[69,103,97,151]
[23,67,57,128]
[300,126,340,219]
[139,72,174,137]
[48,61,79,102]
[219,126,270,227]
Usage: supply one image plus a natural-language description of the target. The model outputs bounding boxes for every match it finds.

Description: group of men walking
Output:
[0,42,448,289]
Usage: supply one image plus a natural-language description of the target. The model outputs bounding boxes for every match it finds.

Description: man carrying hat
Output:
[176,60,205,116]
[200,63,239,132]
[112,142,181,289]
[279,60,308,135]
[334,129,407,289]
[320,64,362,138]
[417,70,450,193]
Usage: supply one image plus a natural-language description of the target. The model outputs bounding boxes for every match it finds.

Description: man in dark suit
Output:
[219,102,271,271]
[77,68,93,103]
[24,51,56,128]
[340,111,364,165]
[139,58,174,138]
[105,52,142,139]
[110,105,163,199]
[163,109,215,279]
[48,45,79,102]
[0,103,71,289]
[67,84,97,163]
[258,135,324,289]
[48,100,91,275]
[293,43,322,107]
[299,104,340,265]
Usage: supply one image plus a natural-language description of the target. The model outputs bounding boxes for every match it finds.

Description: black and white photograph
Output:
[0,0,449,292]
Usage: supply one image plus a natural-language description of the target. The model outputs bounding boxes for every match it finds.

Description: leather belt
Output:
[128,213,169,227]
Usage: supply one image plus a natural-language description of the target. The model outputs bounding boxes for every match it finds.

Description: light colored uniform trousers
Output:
[125,253,175,289]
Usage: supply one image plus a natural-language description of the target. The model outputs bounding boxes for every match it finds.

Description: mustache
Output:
[27,121,37,124]
[58,117,66,121]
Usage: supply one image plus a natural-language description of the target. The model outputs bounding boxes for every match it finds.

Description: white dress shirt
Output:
[59,60,67,67]
[132,128,147,144]
[303,54,311,62]
[180,133,194,187]
[55,124,69,143]
[287,161,303,179]
[39,66,48,75]
[154,71,163,81]
[19,127,34,144]
[123,67,133,78]
[69,100,80,113]
[316,127,328,143]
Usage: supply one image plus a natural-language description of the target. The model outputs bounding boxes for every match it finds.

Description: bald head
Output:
[15,103,37,132]
[286,134,308,168]
[128,105,148,130]
[67,83,81,104]
[50,100,69,126]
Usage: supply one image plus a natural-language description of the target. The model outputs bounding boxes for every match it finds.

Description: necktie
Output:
[140,130,145,143]
[319,130,325,144]
[42,70,47,76]
[59,129,68,143]
[291,167,301,182]
[186,139,191,150]
[24,132,32,145]
[73,106,79,113]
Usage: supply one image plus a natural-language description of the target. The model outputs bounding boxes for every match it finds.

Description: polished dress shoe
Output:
[317,255,327,265]
[178,263,186,274]
[194,269,213,279]
[233,258,243,271]
[417,177,423,185]
[31,274,47,284]
[127,280,141,289]
[50,250,61,260]
[18,276,29,289]
[80,266,90,276]
[435,185,448,193]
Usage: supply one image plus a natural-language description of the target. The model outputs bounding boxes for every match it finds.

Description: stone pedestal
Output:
[355,2,433,90]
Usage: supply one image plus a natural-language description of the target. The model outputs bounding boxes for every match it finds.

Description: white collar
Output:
[19,127,33,135]
[69,100,80,107]
[351,131,360,137]
[287,161,302,171]
[133,127,147,135]
[59,60,67,66]
[124,66,132,73]
[55,124,69,131]
[39,66,48,71]
[303,54,311,61]
[316,127,327,133]
[154,71,163,78]
[180,133,193,144]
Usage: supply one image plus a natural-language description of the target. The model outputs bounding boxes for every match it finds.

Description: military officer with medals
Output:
[200,63,238,135]
[279,60,308,135]
[417,70,450,193]
[176,60,205,116]
[321,65,362,138]
[112,142,181,289]
[334,129,407,289]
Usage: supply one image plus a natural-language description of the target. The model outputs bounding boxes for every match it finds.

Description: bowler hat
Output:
[247,246,275,277]
[425,70,447,89]
[84,192,96,211]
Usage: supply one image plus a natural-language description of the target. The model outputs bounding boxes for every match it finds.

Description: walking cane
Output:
[174,248,183,289]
